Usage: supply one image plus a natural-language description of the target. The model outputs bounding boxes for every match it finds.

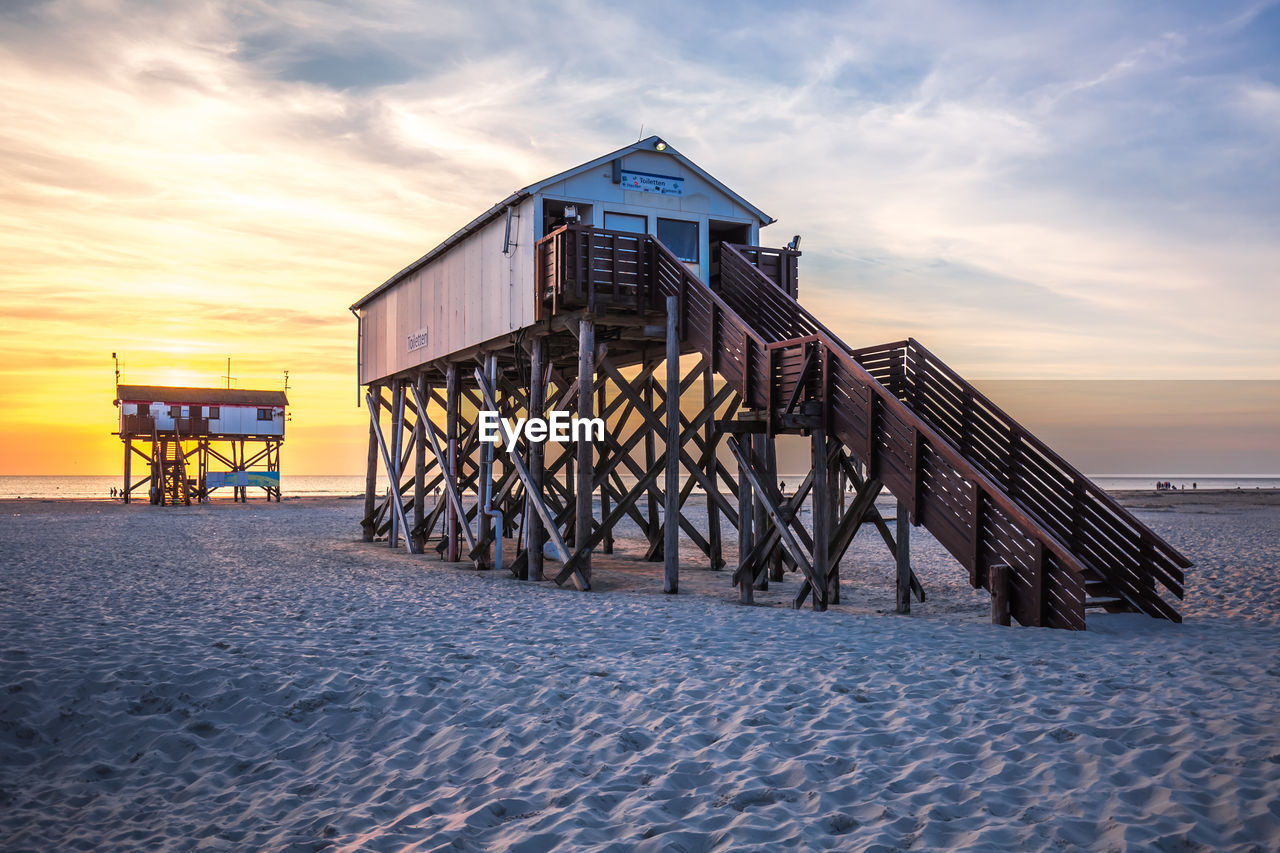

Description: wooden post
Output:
[764,435,782,584]
[122,438,131,503]
[413,373,427,552]
[824,434,840,605]
[476,355,495,569]
[811,423,829,612]
[389,380,404,548]
[528,336,546,581]
[644,370,661,560]
[704,362,722,570]
[599,381,613,554]
[576,317,595,584]
[896,499,911,614]
[664,296,680,594]
[838,462,846,516]
[753,431,770,590]
[990,563,1011,626]
[363,385,378,540]
[737,422,755,604]
[445,363,460,562]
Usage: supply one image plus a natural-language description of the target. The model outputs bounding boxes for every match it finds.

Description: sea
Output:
[1,475,1278,501]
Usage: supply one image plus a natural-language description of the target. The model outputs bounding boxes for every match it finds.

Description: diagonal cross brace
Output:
[471,368,586,591]
[408,382,479,555]
[365,392,417,555]
[726,436,826,610]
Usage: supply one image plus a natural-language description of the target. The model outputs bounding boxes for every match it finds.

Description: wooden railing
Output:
[120,415,213,437]
[716,244,1186,624]
[537,225,658,316]
[725,244,800,298]
[540,227,1188,627]
[175,417,210,435]
[861,339,1187,620]
[120,414,156,435]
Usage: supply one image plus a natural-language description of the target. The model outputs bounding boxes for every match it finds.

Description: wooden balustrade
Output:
[537,225,1188,627]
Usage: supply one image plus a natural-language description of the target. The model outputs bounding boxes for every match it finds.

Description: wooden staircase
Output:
[537,224,1189,628]
[153,432,191,506]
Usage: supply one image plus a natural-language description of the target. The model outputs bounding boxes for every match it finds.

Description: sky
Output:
[0,0,1277,476]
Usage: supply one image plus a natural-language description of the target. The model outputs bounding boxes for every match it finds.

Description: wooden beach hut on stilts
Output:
[350,137,1189,629]
[115,385,287,505]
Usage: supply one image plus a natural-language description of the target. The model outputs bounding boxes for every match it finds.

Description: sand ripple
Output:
[1,499,1278,850]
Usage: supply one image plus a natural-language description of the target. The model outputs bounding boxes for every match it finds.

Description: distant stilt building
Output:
[115,385,288,505]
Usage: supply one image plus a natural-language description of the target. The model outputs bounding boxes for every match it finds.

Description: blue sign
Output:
[207,471,280,489]
[619,170,684,196]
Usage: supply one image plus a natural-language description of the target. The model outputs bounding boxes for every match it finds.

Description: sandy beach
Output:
[2,492,1278,850]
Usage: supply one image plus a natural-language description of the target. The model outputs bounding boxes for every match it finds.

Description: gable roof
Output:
[116,385,288,406]
[350,136,773,310]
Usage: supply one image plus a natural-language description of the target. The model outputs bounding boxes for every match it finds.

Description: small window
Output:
[170,405,182,419]
[604,211,646,235]
[207,406,220,420]
[257,408,273,421]
[657,218,698,262]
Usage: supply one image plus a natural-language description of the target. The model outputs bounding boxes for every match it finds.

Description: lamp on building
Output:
[654,140,668,152]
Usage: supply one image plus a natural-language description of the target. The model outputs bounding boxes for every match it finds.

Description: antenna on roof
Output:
[637,123,644,141]
[283,370,290,395]
[112,352,120,387]
[222,357,236,389]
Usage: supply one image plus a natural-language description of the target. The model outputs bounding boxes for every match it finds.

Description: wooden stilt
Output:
[389,380,404,549]
[765,435,784,582]
[704,362,722,570]
[644,369,662,560]
[896,499,912,614]
[811,423,830,612]
[737,418,755,604]
[413,373,427,551]
[990,563,1011,625]
[664,297,680,594]
[598,381,613,554]
[445,363,460,562]
[363,388,378,538]
[476,355,496,569]
[122,438,131,503]
[576,318,595,584]
[825,435,840,605]
[753,432,770,590]
[527,337,546,580]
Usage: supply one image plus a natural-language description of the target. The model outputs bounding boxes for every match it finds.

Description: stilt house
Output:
[116,384,287,505]
[350,137,1189,629]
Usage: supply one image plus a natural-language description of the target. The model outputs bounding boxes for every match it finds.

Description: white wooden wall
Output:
[122,402,285,436]
[358,149,767,385]
[358,197,537,384]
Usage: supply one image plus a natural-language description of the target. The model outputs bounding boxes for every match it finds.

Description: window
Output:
[207,406,220,420]
[257,408,273,421]
[604,211,646,235]
[169,405,182,419]
[657,218,698,262]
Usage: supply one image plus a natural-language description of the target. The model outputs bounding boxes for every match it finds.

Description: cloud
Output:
[0,0,1277,475]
